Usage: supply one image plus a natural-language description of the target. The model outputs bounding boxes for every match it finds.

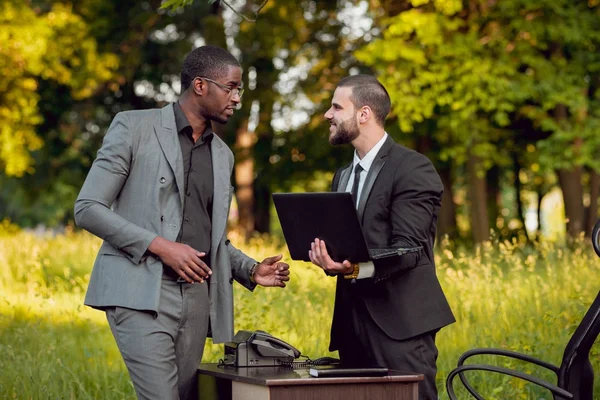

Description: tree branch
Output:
[220,0,268,22]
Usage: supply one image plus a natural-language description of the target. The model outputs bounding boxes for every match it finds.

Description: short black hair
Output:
[337,74,391,127]
[180,45,241,92]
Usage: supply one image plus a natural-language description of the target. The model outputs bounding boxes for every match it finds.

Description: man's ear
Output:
[192,77,204,96]
[357,106,371,124]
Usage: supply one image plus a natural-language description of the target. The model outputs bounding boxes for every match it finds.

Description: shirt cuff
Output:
[356,261,375,279]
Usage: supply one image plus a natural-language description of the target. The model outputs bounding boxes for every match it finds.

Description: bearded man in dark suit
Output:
[309,74,455,400]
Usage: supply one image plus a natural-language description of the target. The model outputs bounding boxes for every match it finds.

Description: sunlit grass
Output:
[1,223,598,399]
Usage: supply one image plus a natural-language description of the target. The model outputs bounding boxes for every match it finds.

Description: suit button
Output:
[229,277,234,284]
[160,177,166,183]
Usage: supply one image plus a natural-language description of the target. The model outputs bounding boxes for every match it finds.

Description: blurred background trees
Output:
[1,0,598,244]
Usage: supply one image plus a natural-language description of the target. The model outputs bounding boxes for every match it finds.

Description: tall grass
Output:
[0,223,598,399]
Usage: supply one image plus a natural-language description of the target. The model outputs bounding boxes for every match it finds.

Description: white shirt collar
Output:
[353,132,388,173]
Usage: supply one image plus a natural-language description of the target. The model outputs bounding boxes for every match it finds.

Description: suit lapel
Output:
[155,104,185,209]
[357,136,394,222]
[211,136,230,250]
[336,163,353,193]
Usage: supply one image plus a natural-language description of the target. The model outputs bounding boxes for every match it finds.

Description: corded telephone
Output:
[222,330,339,368]
[223,330,300,367]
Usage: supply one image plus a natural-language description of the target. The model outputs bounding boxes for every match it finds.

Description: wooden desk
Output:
[198,363,423,400]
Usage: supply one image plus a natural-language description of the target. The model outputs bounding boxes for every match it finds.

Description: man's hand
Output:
[309,238,353,275]
[253,254,290,287]
[148,236,211,283]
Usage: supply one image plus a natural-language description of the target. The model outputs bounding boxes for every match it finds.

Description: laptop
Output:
[272,192,422,263]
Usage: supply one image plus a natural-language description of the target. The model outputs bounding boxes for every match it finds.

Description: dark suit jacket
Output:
[329,136,455,349]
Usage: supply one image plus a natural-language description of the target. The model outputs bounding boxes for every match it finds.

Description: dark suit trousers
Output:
[337,297,439,400]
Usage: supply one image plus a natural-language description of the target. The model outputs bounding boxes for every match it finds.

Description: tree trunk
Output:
[585,169,599,236]
[252,115,272,234]
[253,178,270,233]
[234,119,255,241]
[512,154,528,240]
[437,164,457,241]
[554,104,585,238]
[467,154,489,242]
[486,165,500,236]
[251,57,277,234]
[536,188,544,241]
[557,168,585,238]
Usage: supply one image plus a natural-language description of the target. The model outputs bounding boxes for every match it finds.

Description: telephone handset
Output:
[223,330,301,367]
[251,330,301,359]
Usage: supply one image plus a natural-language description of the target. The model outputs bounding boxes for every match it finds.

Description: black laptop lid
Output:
[272,192,371,262]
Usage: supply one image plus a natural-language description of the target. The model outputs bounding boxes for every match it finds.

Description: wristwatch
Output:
[344,263,359,279]
[249,262,259,284]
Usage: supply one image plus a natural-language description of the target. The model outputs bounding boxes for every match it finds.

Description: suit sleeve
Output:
[74,112,157,264]
[218,147,258,291]
[372,152,443,282]
[227,240,258,291]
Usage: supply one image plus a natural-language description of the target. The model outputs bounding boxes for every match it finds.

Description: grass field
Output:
[1,223,598,399]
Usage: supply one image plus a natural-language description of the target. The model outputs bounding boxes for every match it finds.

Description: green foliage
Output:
[357,0,600,173]
[161,0,269,23]
[1,230,599,399]
[0,1,118,177]
[2,0,597,239]
[0,0,217,227]
[258,0,370,188]
[161,0,197,11]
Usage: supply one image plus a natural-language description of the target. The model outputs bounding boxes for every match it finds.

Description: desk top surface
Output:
[198,363,424,387]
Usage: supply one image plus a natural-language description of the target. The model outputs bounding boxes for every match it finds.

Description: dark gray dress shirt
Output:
[173,102,214,267]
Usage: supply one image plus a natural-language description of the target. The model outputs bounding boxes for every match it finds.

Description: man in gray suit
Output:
[75,45,290,400]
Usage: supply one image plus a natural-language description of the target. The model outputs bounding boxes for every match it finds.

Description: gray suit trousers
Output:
[106,274,210,400]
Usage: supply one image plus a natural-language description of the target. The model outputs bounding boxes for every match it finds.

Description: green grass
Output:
[1,224,598,399]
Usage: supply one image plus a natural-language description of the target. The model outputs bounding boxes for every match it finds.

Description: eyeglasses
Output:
[198,77,244,99]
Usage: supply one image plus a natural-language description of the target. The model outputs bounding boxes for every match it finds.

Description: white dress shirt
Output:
[344,133,388,279]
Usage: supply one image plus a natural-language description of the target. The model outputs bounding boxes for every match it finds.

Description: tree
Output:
[162,0,268,22]
[163,0,367,238]
[0,0,117,178]
[356,0,600,241]
[0,0,216,226]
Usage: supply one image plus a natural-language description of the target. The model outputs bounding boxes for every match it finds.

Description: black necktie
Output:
[351,164,363,208]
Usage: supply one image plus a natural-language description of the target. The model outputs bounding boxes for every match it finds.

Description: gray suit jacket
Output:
[74,103,256,344]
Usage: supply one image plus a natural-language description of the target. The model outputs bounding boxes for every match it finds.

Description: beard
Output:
[200,104,232,125]
[329,116,359,146]
[206,109,229,125]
